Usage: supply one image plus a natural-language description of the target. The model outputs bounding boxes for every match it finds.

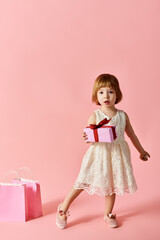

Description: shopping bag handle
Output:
[17,167,34,180]
[3,170,21,184]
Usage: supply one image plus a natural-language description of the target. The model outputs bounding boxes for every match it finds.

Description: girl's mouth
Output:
[104,100,110,104]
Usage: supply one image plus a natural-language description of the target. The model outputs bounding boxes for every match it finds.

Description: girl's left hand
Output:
[139,151,150,161]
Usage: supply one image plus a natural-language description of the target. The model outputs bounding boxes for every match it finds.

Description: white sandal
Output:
[56,203,70,229]
[104,213,118,228]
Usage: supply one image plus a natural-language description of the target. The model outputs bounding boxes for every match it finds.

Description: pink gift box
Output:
[83,118,117,142]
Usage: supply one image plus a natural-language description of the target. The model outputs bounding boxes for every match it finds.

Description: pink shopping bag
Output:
[13,167,42,219]
[15,179,42,219]
[0,171,28,222]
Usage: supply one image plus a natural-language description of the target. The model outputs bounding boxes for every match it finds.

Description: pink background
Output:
[0,0,160,239]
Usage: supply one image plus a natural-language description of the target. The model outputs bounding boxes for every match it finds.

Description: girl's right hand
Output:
[140,151,150,161]
[82,132,91,143]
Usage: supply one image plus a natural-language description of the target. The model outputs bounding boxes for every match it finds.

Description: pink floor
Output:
[0,192,160,240]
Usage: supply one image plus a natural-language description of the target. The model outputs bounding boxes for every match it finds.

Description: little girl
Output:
[56,73,150,229]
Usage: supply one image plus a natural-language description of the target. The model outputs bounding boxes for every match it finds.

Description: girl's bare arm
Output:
[82,112,96,142]
[125,112,150,161]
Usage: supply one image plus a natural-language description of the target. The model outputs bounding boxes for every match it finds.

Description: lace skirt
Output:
[73,141,138,196]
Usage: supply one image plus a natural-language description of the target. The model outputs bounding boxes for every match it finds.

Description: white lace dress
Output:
[73,109,138,196]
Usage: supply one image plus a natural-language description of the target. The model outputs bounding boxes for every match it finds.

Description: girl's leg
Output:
[58,186,84,220]
[104,193,116,215]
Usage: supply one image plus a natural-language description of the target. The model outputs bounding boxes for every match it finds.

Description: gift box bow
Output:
[86,118,117,142]
[89,118,111,129]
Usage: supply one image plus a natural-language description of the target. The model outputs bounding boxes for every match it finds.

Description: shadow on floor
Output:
[68,214,102,228]
[42,197,160,228]
[118,197,160,226]
[42,199,63,216]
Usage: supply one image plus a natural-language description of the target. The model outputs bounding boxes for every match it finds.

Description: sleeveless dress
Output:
[73,109,138,196]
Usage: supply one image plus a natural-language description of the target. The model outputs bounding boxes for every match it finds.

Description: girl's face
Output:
[97,86,117,107]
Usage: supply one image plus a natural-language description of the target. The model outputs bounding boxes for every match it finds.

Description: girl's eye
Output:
[109,91,114,94]
[99,91,103,94]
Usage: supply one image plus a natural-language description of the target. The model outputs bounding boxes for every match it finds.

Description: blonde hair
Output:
[92,74,122,105]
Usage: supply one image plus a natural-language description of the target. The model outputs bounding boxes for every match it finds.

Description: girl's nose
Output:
[106,93,110,99]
